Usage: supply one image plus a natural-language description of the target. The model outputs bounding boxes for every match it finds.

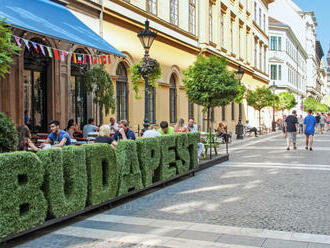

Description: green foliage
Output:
[158,135,177,181]
[131,60,161,99]
[183,56,240,108]
[187,132,200,170]
[0,152,47,238]
[303,97,329,113]
[116,140,144,196]
[84,144,118,205]
[316,103,329,113]
[85,66,115,115]
[246,87,275,128]
[0,112,18,153]
[246,87,275,112]
[234,84,247,104]
[37,146,88,218]
[275,92,297,111]
[136,137,161,187]
[0,19,21,78]
[175,134,190,174]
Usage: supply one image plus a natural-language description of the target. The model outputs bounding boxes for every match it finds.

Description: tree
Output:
[0,19,21,78]
[85,66,116,119]
[183,55,242,131]
[303,97,318,112]
[316,103,329,113]
[246,87,275,129]
[275,92,297,112]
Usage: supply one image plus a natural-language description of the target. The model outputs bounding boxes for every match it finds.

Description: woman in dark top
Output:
[17,125,39,152]
[95,125,117,148]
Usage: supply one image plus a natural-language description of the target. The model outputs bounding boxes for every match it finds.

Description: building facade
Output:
[1,0,275,133]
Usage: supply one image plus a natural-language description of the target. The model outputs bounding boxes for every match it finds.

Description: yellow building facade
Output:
[70,0,274,132]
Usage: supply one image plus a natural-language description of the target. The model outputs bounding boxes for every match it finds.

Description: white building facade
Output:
[268,0,308,114]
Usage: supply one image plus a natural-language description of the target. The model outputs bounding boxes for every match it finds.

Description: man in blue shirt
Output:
[41,120,72,148]
[304,109,316,151]
[113,120,136,141]
[83,118,98,138]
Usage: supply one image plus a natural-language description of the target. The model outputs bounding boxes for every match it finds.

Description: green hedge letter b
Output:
[0,152,47,239]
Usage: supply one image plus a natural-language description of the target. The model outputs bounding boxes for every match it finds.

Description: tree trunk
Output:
[207,107,210,134]
[258,109,261,133]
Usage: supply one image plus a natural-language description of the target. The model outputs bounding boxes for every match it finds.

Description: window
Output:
[246,31,249,61]
[116,62,129,121]
[259,8,261,27]
[170,0,178,25]
[270,64,277,80]
[209,3,213,42]
[239,25,241,57]
[149,86,156,124]
[278,37,281,50]
[230,18,234,52]
[189,0,196,35]
[254,2,257,22]
[146,0,157,15]
[222,106,226,120]
[278,65,282,80]
[259,43,262,71]
[188,101,194,120]
[264,46,267,73]
[270,36,277,50]
[263,14,265,31]
[169,74,177,123]
[254,39,257,67]
[231,102,235,120]
[220,11,224,48]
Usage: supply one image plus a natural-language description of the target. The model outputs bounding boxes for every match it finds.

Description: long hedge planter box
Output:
[0,133,201,241]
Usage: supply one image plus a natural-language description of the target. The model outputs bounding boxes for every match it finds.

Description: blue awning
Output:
[0,0,125,57]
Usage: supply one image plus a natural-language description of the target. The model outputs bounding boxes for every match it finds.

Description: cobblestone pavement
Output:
[14,132,330,248]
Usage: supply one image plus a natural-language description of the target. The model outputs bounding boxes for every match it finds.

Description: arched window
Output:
[169,74,177,123]
[149,86,156,124]
[116,62,128,121]
[70,48,89,128]
[23,37,51,132]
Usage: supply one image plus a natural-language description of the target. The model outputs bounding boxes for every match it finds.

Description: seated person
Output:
[17,125,39,152]
[66,119,81,138]
[158,121,174,135]
[216,122,230,143]
[83,118,98,138]
[174,118,187,133]
[186,119,198,132]
[113,120,136,141]
[245,120,258,137]
[143,125,161,138]
[95,125,117,148]
[41,120,72,148]
[109,117,119,134]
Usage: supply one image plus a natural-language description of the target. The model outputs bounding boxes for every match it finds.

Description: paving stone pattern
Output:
[13,133,330,248]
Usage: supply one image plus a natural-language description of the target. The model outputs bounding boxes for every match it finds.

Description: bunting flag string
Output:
[12,35,113,65]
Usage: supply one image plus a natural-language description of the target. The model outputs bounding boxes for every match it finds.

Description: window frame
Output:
[189,0,196,35]
[170,0,179,26]
[146,0,157,15]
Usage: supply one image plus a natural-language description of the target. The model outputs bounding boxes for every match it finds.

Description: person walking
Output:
[298,115,304,134]
[285,110,298,150]
[320,113,326,134]
[304,109,317,151]
[315,113,321,134]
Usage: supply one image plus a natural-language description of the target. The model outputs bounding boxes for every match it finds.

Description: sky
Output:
[294,0,329,63]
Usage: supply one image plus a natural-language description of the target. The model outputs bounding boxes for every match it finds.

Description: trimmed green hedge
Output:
[175,134,190,174]
[0,152,47,239]
[84,144,118,205]
[136,137,161,187]
[116,140,144,196]
[37,146,88,218]
[187,132,200,170]
[158,135,177,181]
[0,133,200,240]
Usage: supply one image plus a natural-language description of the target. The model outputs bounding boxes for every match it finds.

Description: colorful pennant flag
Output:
[102,55,107,64]
[14,36,22,47]
[46,47,53,58]
[72,53,77,63]
[84,54,87,64]
[31,42,39,53]
[93,55,98,64]
[98,55,103,64]
[77,55,82,64]
[108,55,111,64]
[89,55,93,64]
[60,51,65,62]
[53,49,60,60]
[39,44,46,56]
[22,39,30,50]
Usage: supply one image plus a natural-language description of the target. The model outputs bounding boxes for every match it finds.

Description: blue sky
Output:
[294,0,329,61]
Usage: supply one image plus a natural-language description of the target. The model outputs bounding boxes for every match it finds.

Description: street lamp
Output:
[137,20,157,132]
[269,81,277,132]
[235,65,245,139]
